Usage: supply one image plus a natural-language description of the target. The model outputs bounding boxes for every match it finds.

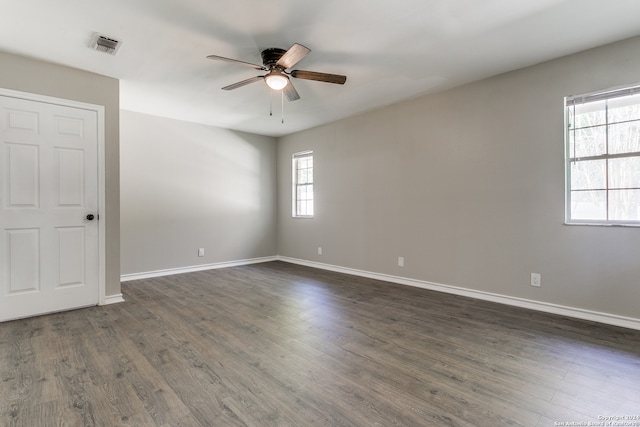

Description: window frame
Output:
[292,150,314,218]
[564,84,640,227]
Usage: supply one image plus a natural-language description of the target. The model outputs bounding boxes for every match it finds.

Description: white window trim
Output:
[564,84,640,227]
[292,150,314,218]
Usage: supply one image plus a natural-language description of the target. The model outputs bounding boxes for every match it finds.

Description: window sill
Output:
[564,221,640,227]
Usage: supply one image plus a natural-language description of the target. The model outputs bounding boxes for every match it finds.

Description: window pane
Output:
[608,157,640,189]
[297,184,313,200]
[297,157,309,169]
[609,189,640,221]
[297,185,306,200]
[571,100,606,129]
[608,94,640,124]
[569,126,606,158]
[608,121,640,154]
[571,159,606,190]
[297,200,313,216]
[570,190,607,220]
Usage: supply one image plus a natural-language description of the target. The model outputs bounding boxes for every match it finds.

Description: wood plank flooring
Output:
[1,261,640,426]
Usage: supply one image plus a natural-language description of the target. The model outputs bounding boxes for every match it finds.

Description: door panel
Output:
[6,108,38,132]
[0,95,99,321]
[56,226,85,287]
[6,142,39,207]
[6,228,40,293]
[55,148,84,206]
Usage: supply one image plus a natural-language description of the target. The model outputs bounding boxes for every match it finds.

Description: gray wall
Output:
[0,51,121,298]
[120,110,277,275]
[277,36,640,321]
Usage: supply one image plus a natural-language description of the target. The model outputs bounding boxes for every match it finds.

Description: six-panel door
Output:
[0,95,99,322]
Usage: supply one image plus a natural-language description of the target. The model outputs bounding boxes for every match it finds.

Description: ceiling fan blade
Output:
[207,54,266,71]
[222,76,264,90]
[276,43,311,69]
[283,81,300,102]
[291,70,347,85]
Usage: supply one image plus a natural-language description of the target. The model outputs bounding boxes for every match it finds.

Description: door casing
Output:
[0,87,106,310]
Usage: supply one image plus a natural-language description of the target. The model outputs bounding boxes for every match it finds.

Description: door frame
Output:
[0,88,106,305]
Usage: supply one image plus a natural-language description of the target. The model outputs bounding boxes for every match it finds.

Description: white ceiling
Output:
[2,0,640,137]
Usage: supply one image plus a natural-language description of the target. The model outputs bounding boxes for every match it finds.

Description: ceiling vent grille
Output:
[89,33,121,55]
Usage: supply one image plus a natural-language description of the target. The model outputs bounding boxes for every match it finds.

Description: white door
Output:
[0,94,100,322]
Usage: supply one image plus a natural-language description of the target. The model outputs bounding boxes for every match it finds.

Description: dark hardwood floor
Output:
[1,261,640,426]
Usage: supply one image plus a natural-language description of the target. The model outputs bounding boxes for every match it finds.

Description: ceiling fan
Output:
[206,43,347,101]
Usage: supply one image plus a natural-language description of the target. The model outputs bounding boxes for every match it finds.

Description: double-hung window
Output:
[293,151,313,217]
[565,85,640,225]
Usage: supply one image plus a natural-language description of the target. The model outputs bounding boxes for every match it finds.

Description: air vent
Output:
[89,33,121,55]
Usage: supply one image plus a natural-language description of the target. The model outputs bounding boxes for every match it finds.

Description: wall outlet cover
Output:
[530,273,541,287]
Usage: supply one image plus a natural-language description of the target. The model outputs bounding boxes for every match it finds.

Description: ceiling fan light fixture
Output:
[265,71,289,90]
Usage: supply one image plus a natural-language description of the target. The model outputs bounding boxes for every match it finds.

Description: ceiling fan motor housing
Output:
[261,48,287,67]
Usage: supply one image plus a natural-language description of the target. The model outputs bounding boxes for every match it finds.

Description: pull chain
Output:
[267,90,285,124]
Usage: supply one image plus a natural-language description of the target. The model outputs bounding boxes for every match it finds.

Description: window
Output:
[293,151,313,217]
[565,85,640,225]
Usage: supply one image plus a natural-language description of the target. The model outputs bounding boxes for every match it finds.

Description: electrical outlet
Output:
[530,273,541,287]
[398,257,405,267]
[318,247,323,255]
[198,248,205,257]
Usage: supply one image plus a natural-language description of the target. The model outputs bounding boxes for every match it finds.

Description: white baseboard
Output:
[277,256,640,331]
[101,293,125,305]
[120,256,279,282]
